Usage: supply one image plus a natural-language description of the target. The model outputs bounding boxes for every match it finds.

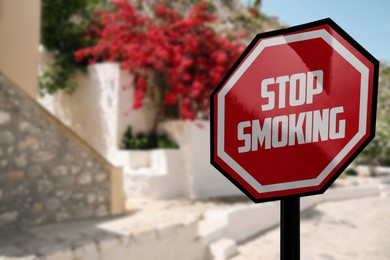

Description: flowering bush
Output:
[74,0,245,120]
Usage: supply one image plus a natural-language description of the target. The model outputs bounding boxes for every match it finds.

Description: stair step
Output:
[198,219,227,245]
[209,238,237,260]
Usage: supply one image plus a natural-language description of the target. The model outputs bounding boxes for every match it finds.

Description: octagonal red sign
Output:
[210,18,379,203]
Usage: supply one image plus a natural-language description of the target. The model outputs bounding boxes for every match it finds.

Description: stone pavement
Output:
[231,196,390,260]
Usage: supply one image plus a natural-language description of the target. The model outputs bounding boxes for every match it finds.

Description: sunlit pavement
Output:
[231,196,390,260]
[0,177,388,259]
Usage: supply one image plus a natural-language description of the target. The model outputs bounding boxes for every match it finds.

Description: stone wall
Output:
[0,73,120,229]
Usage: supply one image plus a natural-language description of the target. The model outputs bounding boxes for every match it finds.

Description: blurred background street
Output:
[233,196,390,260]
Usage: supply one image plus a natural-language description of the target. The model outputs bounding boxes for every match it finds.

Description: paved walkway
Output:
[232,196,390,260]
[0,197,250,260]
[0,176,388,259]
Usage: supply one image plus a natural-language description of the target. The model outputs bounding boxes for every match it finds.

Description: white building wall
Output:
[39,61,243,200]
[162,120,244,199]
[39,62,156,165]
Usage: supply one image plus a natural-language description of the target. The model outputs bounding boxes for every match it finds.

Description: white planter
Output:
[151,149,180,171]
[161,120,244,199]
[151,149,187,198]
[119,150,151,170]
[123,148,186,199]
[119,148,185,170]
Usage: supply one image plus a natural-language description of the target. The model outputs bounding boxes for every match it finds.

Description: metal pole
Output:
[280,197,300,260]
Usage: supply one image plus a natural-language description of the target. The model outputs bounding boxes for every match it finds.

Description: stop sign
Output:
[211,18,379,203]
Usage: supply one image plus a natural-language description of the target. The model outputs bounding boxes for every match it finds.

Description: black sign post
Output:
[281,197,300,260]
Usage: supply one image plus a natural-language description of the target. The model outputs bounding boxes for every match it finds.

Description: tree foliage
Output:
[359,63,390,166]
[40,0,108,94]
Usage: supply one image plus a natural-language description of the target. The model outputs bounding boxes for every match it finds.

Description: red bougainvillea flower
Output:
[75,0,244,120]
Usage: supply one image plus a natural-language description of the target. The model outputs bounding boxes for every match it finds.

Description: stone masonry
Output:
[0,74,113,229]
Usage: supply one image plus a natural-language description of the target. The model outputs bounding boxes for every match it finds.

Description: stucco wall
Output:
[0,74,122,229]
[39,63,156,165]
[162,120,244,199]
[39,62,243,200]
[0,0,40,97]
